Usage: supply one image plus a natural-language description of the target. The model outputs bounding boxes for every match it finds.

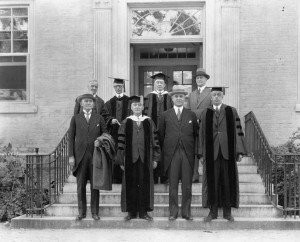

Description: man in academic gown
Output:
[159,85,199,221]
[144,73,173,184]
[105,78,130,183]
[186,68,212,183]
[198,87,247,222]
[74,79,111,123]
[116,95,161,221]
[68,94,107,221]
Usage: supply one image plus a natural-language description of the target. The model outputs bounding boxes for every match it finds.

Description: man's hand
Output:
[94,139,100,147]
[153,161,158,169]
[69,156,75,168]
[120,165,124,171]
[111,119,120,125]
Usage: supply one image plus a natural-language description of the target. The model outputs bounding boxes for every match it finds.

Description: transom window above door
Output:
[131,9,203,39]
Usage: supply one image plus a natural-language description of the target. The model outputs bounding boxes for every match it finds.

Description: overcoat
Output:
[92,133,116,190]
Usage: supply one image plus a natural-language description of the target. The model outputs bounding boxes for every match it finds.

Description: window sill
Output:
[0,103,38,113]
[295,104,300,112]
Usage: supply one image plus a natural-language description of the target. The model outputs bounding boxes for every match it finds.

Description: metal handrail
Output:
[245,111,300,218]
[25,131,70,217]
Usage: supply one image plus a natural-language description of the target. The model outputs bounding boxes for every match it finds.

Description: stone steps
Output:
[45,204,281,218]
[58,192,270,205]
[63,182,266,194]
[13,216,300,230]
[67,173,262,184]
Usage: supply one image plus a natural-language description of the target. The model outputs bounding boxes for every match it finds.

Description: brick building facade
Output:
[0,0,299,153]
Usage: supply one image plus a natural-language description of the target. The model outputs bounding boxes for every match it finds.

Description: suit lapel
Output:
[181,108,188,124]
[78,112,88,129]
[89,112,97,127]
[170,108,180,126]
[196,88,210,108]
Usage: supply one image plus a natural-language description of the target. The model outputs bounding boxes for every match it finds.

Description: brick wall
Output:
[239,0,299,146]
[0,0,299,152]
[0,0,94,153]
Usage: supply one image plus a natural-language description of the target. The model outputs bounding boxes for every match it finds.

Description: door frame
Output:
[132,43,202,95]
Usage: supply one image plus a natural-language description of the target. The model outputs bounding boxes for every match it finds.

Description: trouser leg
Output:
[192,157,200,182]
[88,158,100,216]
[209,156,221,218]
[168,149,181,218]
[180,148,193,218]
[219,158,231,217]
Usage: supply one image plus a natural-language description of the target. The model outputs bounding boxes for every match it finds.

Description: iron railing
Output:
[25,131,70,217]
[245,111,300,218]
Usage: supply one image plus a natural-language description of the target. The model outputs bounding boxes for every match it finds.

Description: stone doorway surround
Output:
[93,0,241,110]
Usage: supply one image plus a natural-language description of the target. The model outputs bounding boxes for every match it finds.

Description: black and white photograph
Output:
[0,0,299,241]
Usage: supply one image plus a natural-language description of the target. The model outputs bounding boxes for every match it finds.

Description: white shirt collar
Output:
[213,104,222,110]
[173,106,183,113]
[83,109,92,115]
[128,115,149,122]
[198,85,206,93]
[115,93,124,98]
[151,90,168,95]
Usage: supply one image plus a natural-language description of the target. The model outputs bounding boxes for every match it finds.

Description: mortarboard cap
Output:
[150,73,169,81]
[209,86,228,94]
[129,95,143,104]
[108,77,127,91]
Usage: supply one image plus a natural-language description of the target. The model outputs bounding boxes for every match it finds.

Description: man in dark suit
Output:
[144,73,173,184]
[69,94,107,221]
[105,78,130,184]
[74,79,111,123]
[198,87,247,222]
[159,85,199,221]
[186,68,212,183]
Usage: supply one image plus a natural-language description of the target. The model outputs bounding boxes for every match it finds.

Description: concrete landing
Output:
[11,215,300,230]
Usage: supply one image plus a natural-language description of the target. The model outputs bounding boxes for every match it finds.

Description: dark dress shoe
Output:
[182,216,193,221]
[92,214,100,220]
[168,216,177,221]
[124,214,137,221]
[75,214,86,221]
[140,214,153,221]
[203,214,217,223]
[224,215,234,222]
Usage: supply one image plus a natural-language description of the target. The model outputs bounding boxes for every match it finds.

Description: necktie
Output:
[85,113,90,123]
[177,108,181,120]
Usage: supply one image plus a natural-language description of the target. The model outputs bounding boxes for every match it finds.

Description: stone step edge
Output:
[11,215,300,230]
[59,192,268,196]
[49,204,275,208]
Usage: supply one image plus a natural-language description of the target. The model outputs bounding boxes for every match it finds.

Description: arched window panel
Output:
[132,9,203,39]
